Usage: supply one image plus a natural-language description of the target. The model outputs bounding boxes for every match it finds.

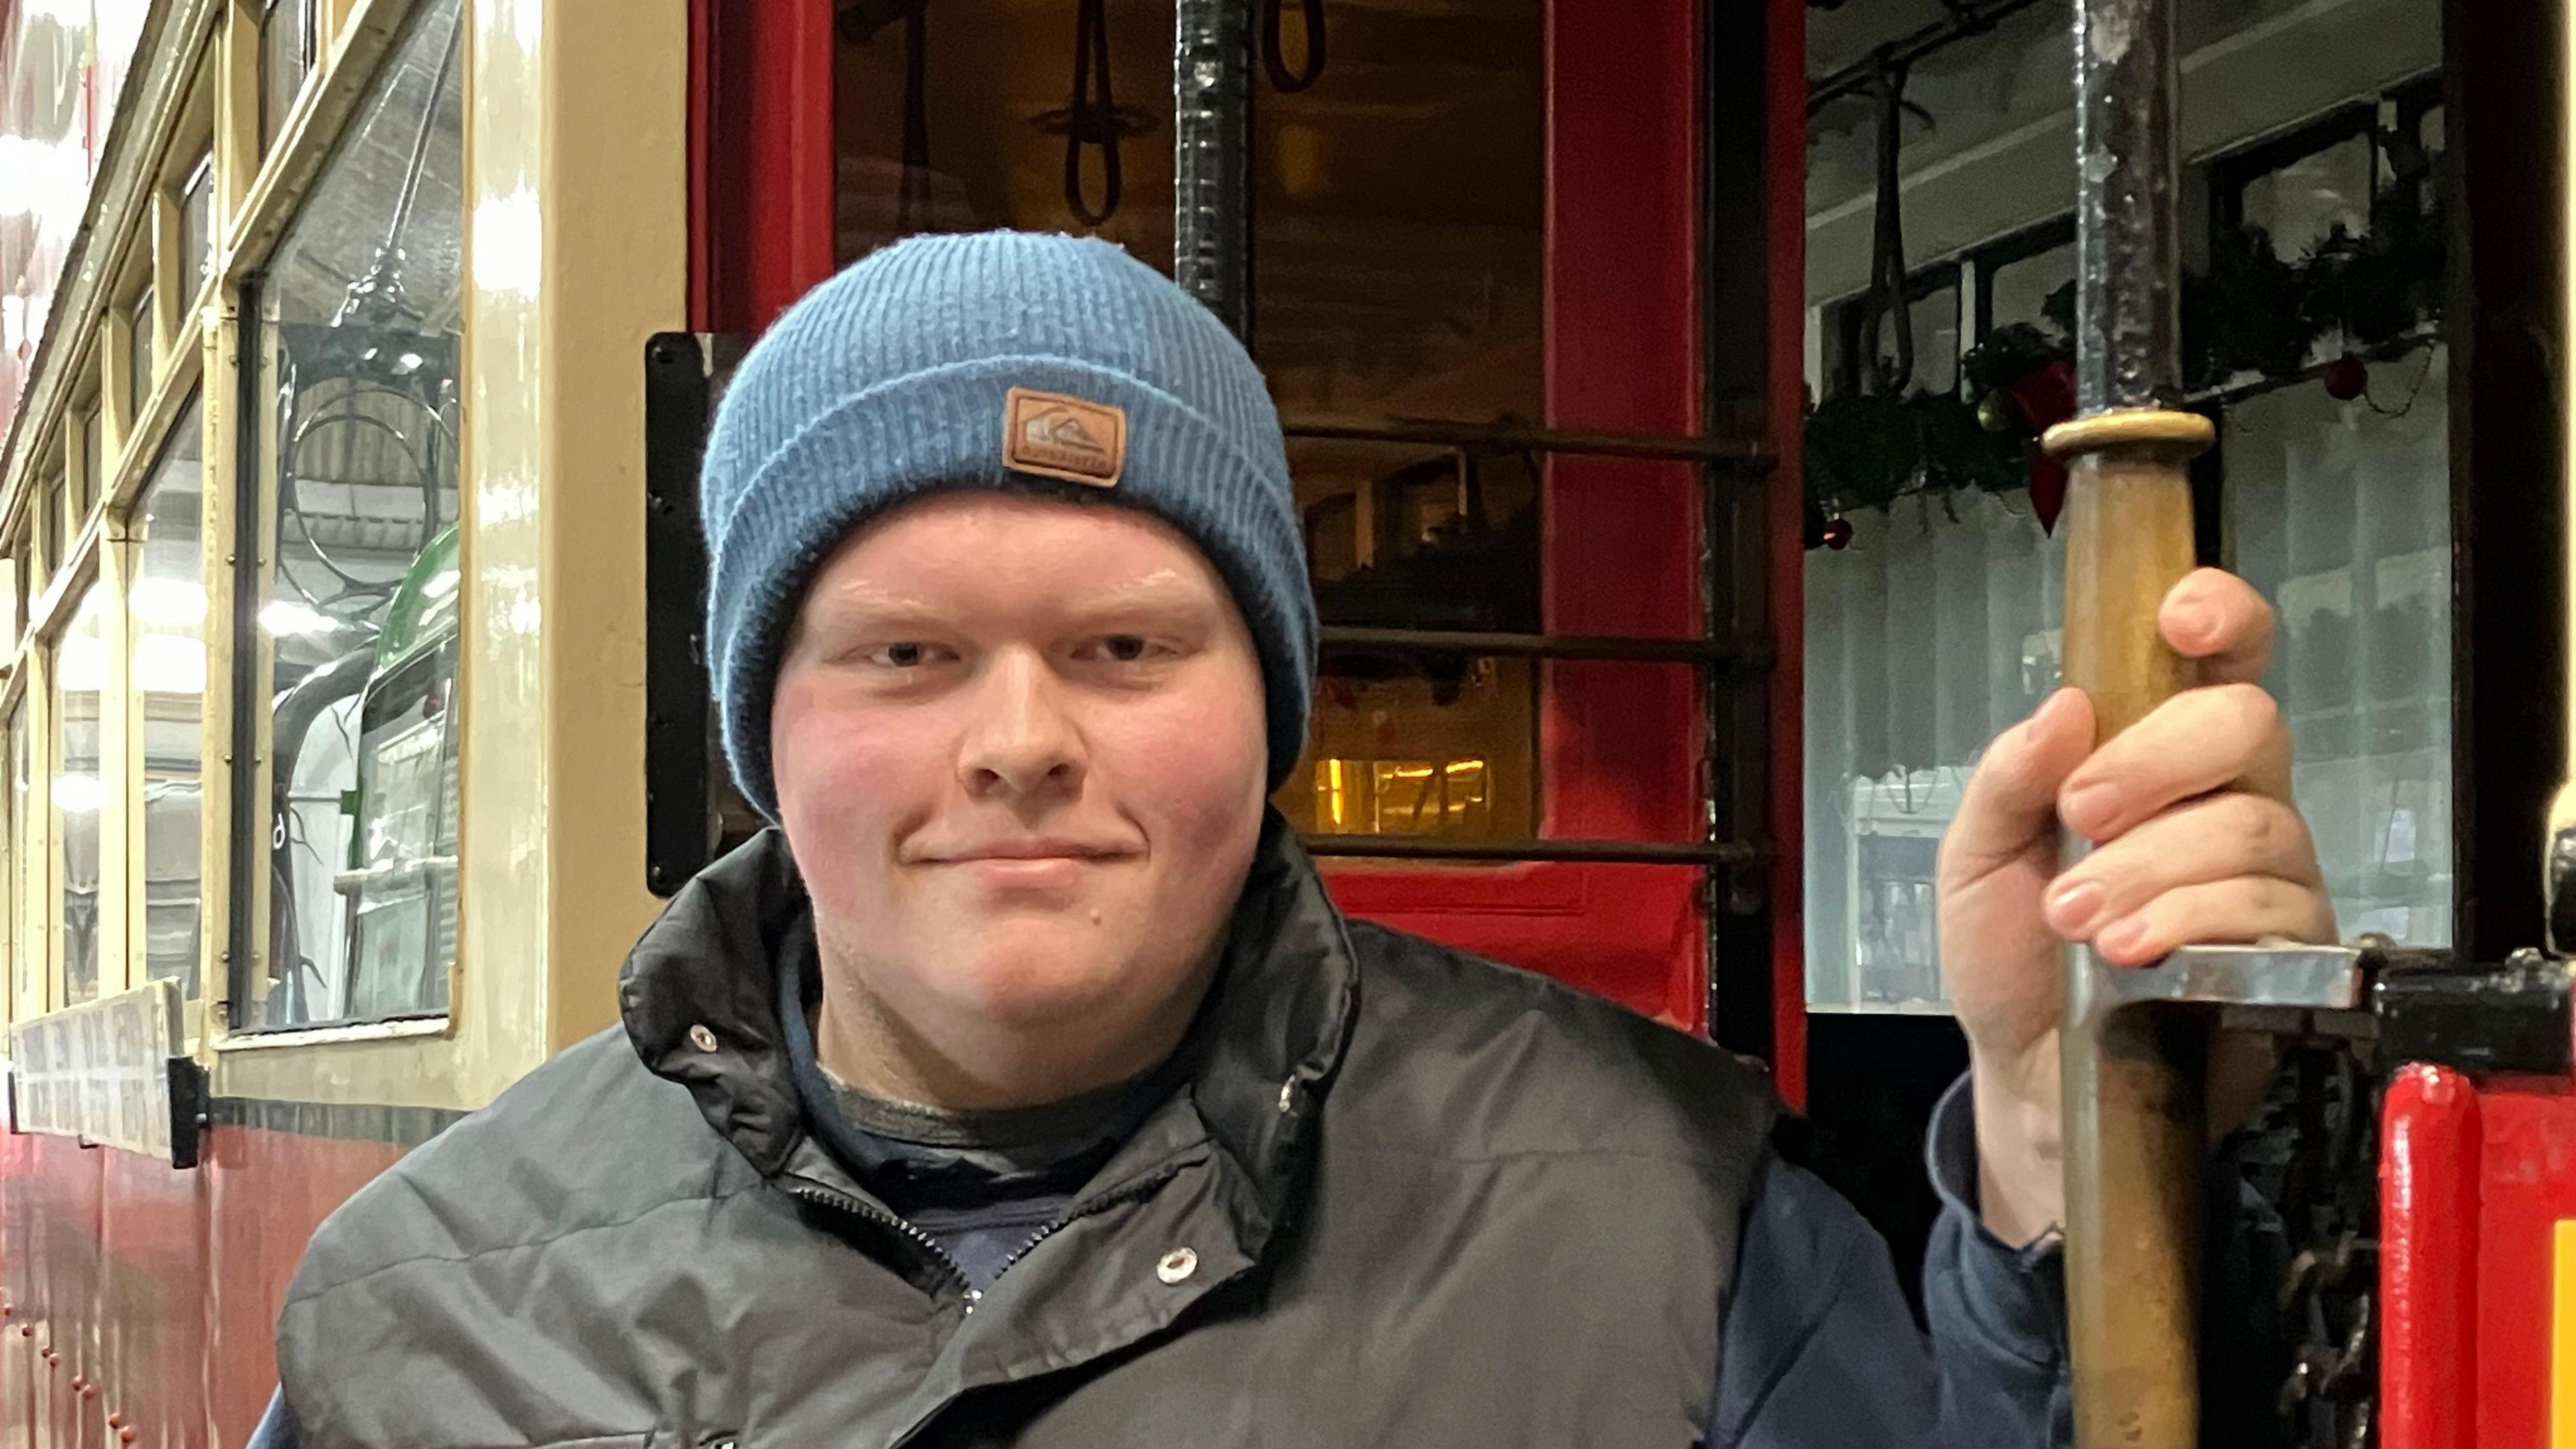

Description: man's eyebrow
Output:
[1074,569,1212,612]
[792,582,941,642]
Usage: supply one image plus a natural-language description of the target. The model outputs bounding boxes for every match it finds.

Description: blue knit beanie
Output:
[699,231,1318,822]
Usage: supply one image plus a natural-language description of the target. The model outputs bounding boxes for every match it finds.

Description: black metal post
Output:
[1174,0,1252,338]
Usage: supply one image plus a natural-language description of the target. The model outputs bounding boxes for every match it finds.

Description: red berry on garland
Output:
[1821,516,1855,551]
[2323,352,2368,401]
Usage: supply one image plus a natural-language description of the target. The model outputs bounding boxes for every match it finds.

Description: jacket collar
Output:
[618,811,1359,1226]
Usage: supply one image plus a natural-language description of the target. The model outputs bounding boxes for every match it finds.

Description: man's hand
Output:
[1936,568,2335,1246]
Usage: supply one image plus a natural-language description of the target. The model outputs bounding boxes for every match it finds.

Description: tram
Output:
[0,0,2563,1444]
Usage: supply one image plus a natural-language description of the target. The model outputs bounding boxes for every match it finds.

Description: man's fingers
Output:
[2086,876,2338,967]
[2160,568,2277,686]
[1940,688,2095,880]
[2058,682,2292,840]
[2042,792,2322,941]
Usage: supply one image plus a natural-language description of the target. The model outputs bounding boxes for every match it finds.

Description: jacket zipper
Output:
[782,1182,983,1308]
[997,1166,1185,1277]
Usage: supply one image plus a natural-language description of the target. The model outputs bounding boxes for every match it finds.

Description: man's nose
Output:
[958,650,1084,800]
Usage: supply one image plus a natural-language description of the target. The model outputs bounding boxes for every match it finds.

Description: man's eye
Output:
[869,643,930,667]
[1103,635,1151,663]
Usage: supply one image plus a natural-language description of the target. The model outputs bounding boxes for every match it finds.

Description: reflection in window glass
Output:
[56,585,103,1004]
[77,405,100,519]
[243,0,463,1029]
[261,0,316,153]
[1803,490,2063,1010]
[2241,133,2373,263]
[1256,0,1545,841]
[134,396,205,995]
[43,466,67,586]
[180,154,215,294]
[1987,243,2074,339]
[128,286,155,417]
[2227,347,2453,945]
[1874,282,1960,397]
[7,707,25,1014]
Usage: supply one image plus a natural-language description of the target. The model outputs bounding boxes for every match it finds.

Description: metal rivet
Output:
[687,1024,718,1053]
[1156,1247,1198,1285]
[1277,1079,1295,1114]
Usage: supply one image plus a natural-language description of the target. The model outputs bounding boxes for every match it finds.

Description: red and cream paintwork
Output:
[0,0,678,1442]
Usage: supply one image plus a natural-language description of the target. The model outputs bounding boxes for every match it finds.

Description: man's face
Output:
[771,491,1271,1073]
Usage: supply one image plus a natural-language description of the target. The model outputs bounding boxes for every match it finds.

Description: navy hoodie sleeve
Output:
[1917,1073,2073,1444]
[1707,1154,1944,1447]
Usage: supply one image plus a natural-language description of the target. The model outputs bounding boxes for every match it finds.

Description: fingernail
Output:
[2097,917,2151,961]
[2061,782,2120,837]
[2045,879,2106,932]
[2167,599,2216,647]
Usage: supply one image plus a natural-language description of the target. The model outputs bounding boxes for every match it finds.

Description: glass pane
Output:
[1986,242,2074,339]
[2225,346,2453,946]
[7,706,25,1014]
[260,0,315,153]
[245,0,463,1028]
[2241,133,2373,264]
[128,286,155,417]
[1876,281,1960,397]
[55,584,103,1004]
[44,466,68,578]
[180,154,215,294]
[76,405,99,519]
[1802,489,2062,1010]
[134,394,205,996]
[833,1,1174,265]
[1256,0,1546,841]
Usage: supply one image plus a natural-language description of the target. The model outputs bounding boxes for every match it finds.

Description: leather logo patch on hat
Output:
[1004,387,1127,488]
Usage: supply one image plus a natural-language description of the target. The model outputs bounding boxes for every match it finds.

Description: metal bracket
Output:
[2102,940,2576,1077]
[166,1056,209,1170]
[642,331,747,896]
[2095,942,2372,1013]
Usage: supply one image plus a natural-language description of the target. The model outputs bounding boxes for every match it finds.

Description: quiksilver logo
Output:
[1003,386,1127,488]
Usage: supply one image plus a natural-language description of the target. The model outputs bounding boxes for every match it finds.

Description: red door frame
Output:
[688,0,1807,1095]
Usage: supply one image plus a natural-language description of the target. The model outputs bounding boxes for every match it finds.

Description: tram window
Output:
[74,400,100,526]
[2237,132,2373,267]
[1984,241,2074,341]
[38,464,64,590]
[1254,0,1548,843]
[235,0,462,1031]
[6,707,25,1018]
[127,285,156,419]
[178,152,215,295]
[260,0,316,154]
[55,585,103,1005]
[133,395,206,996]
[833,0,1175,266]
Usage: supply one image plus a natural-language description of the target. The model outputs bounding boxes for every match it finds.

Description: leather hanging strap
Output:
[1263,0,1326,91]
[1063,0,1122,225]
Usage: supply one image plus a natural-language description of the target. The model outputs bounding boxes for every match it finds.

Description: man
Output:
[252,232,2331,1446]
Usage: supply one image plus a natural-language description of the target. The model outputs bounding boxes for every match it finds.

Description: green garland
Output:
[1808,195,2445,518]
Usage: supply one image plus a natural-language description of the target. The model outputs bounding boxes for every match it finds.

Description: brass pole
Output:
[2045,0,2208,1442]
